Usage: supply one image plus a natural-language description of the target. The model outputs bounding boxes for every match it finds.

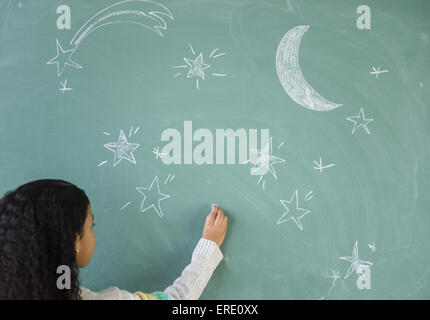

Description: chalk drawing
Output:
[346,107,374,135]
[70,0,174,49]
[163,173,175,184]
[59,79,73,93]
[340,241,373,279]
[368,242,376,252]
[128,126,134,138]
[277,189,311,230]
[304,190,313,202]
[173,43,226,89]
[276,25,342,111]
[286,0,295,12]
[313,157,335,173]
[321,270,341,299]
[120,201,131,211]
[136,176,170,217]
[245,137,286,189]
[370,66,389,78]
[104,129,140,167]
[48,1,173,78]
[98,160,108,167]
[47,39,82,77]
[153,146,167,159]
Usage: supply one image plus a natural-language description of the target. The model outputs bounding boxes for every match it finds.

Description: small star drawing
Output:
[277,190,311,230]
[368,242,377,252]
[324,270,341,298]
[249,137,286,180]
[339,241,373,279]
[313,157,335,173]
[184,52,211,80]
[173,43,226,89]
[46,39,82,77]
[370,66,389,78]
[136,176,171,218]
[104,129,140,167]
[346,107,374,135]
[153,146,167,160]
[59,79,73,93]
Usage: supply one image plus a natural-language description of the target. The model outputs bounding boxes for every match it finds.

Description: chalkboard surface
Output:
[1,0,429,299]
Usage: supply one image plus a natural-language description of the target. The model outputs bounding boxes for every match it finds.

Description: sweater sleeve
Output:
[79,237,223,300]
[163,238,223,300]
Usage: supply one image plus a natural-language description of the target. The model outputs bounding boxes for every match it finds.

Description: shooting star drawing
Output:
[47,0,174,77]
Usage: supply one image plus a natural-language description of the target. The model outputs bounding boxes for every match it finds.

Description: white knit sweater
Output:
[79,238,223,300]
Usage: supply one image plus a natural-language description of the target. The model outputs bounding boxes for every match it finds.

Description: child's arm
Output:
[80,205,228,300]
[162,204,228,300]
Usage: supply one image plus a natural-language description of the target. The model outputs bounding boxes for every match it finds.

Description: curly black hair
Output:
[0,179,90,299]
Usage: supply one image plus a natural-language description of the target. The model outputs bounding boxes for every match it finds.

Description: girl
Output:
[0,179,228,300]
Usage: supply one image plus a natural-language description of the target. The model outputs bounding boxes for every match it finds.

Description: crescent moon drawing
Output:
[276,25,342,112]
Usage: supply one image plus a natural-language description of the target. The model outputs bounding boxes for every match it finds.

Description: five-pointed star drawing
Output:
[184,52,211,80]
[250,137,285,180]
[346,107,374,135]
[136,176,171,218]
[339,241,373,279]
[46,39,82,77]
[173,43,226,89]
[104,129,140,167]
[277,190,311,230]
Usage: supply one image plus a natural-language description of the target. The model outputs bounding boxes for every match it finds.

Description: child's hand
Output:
[202,204,228,248]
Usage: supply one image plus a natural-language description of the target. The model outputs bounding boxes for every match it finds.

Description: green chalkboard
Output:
[1,0,429,299]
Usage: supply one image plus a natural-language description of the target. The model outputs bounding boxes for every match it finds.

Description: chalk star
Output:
[326,270,341,282]
[136,176,170,218]
[368,242,377,252]
[184,52,210,80]
[370,66,389,78]
[313,157,335,173]
[250,137,285,180]
[153,146,167,160]
[47,39,82,77]
[346,107,374,135]
[324,270,341,297]
[277,190,311,230]
[339,241,373,279]
[104,129,140,167]
[59,79,73,93]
